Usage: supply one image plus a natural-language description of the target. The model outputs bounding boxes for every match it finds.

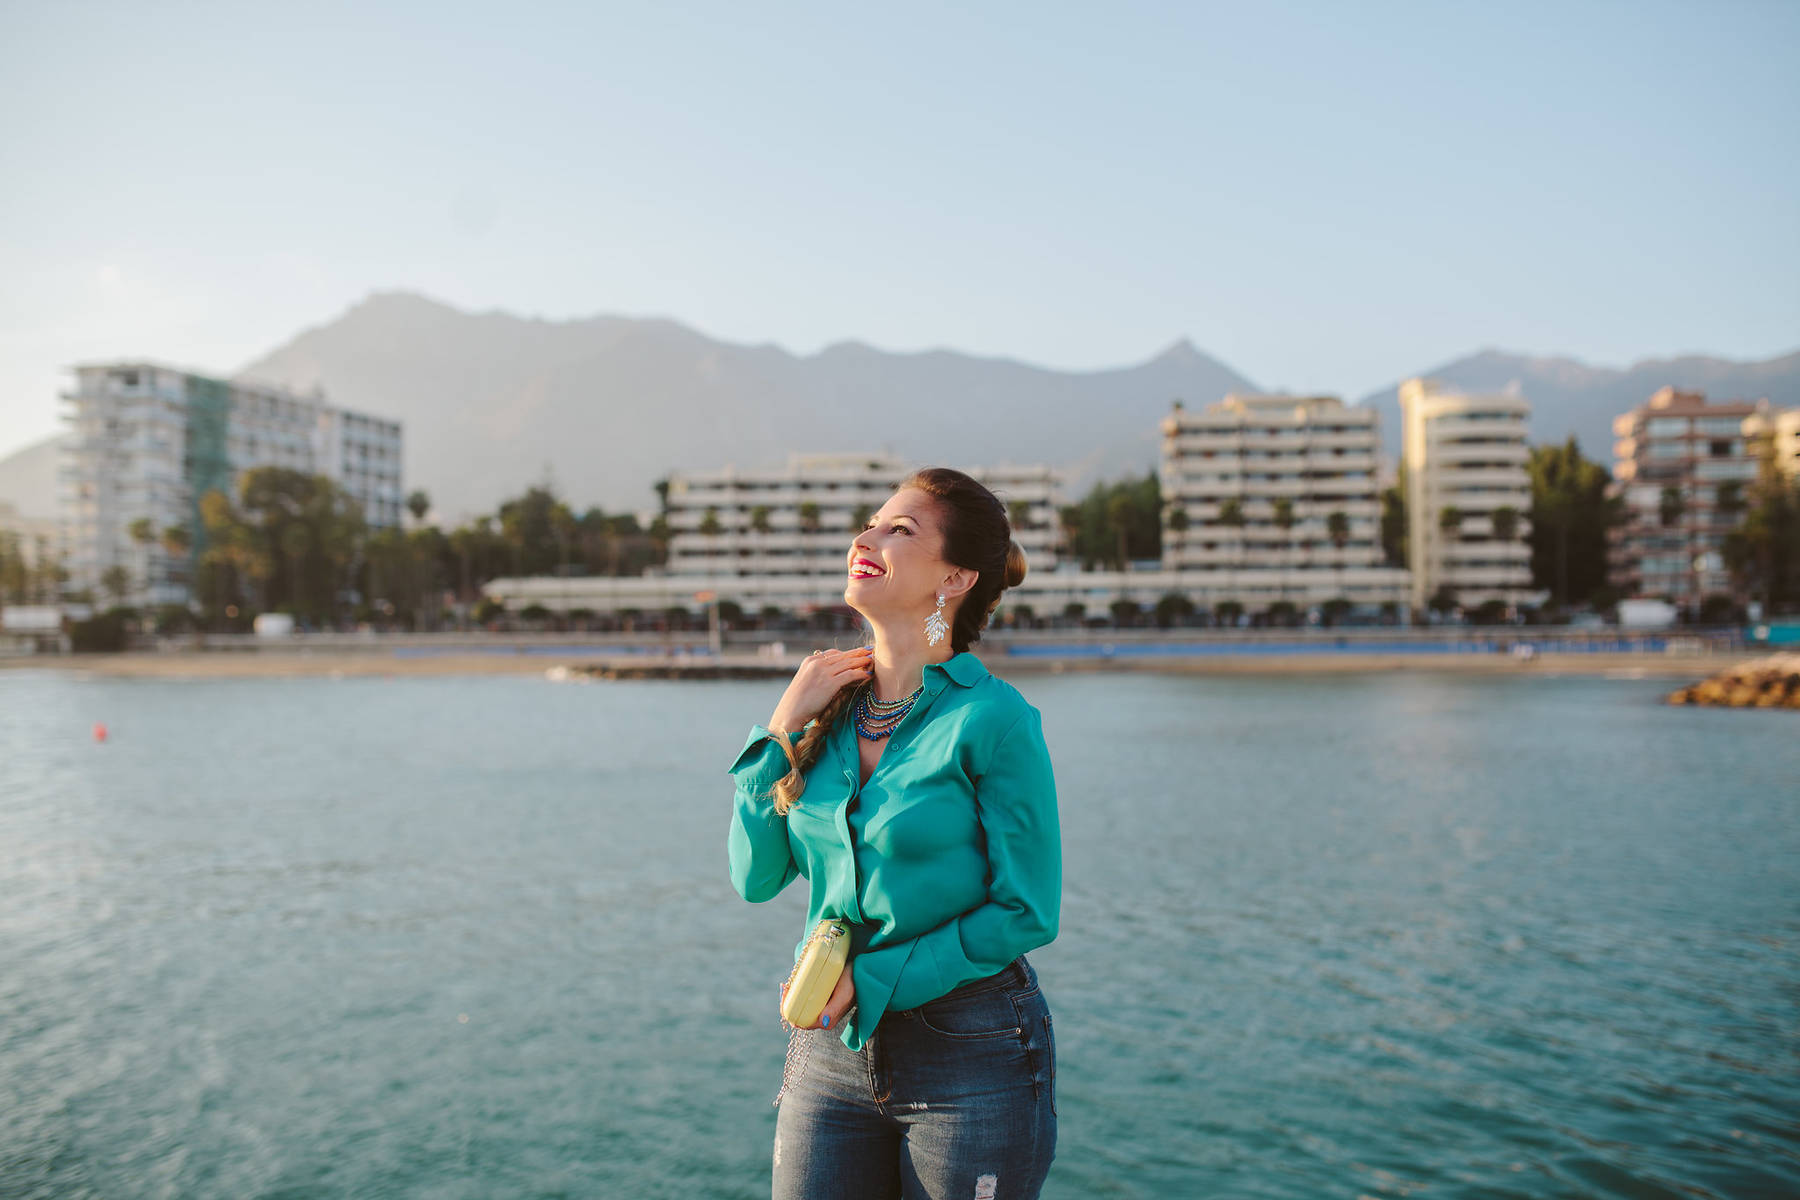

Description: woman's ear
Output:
[940,566,978,601]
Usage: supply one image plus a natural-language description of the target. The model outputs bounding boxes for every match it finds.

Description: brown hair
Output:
[770,466,1028,814]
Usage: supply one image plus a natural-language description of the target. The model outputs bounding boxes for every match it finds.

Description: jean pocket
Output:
[914,988,1024,1040]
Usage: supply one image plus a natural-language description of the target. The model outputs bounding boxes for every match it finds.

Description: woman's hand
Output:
[780,966,857,1031]
[768,647,874,734]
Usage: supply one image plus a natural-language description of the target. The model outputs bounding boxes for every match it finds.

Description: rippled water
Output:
[1,666,1796,1198]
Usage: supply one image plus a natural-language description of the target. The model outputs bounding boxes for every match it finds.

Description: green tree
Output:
[1215,496,1247,574]
[1061,471,1162,568]
[1438,505,1463,534]
[0,532,26,603]
[851,503,874,532]
[1722,449,1800,609]
[1154,591,1195,628]
[498,486,577,577]
[1379,464,1408,568]
[1659,485,1685,529]
[1527,438,1620,608]
[101,564,133,604]
[749,504,772,534]
[1490,505,1520,544]
[1714,481,1746,522]
[798,500,822,534]
[698,506,722,537]
[1214,599,1244,626]
[1167,505,1190,534]
[1008,499,1033,532]
[1327,509,1351,600]
[407,490,430,525]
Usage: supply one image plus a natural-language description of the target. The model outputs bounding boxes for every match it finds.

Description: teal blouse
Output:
[726,651,1062,1052]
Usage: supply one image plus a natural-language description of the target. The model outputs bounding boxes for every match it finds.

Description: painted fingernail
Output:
[821,1014,831,1028]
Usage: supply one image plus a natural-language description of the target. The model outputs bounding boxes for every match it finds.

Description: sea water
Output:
[1,667,1795,1198]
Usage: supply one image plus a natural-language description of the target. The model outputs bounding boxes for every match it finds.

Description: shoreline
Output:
[0,648,1752,681]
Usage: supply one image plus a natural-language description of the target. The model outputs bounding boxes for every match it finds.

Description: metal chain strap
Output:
[772,1003,857,1107]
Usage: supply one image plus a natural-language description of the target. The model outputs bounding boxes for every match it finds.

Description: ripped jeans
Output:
[771,955,1056,1200]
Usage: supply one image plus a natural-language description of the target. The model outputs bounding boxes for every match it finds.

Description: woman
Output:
[726,466,1062,1199]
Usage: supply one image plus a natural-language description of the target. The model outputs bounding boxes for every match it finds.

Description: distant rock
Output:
[1666,654,1800,709]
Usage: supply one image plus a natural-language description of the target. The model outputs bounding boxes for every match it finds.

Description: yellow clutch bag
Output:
[781,918,851,1028]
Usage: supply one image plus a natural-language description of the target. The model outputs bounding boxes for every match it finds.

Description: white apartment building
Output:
[1400,378,1536,614]
[1743,401,1800,482]
[1158,394,1408,610]
[60,361,403,608]
[1610,388,1761,608]
[663,452,1060,607]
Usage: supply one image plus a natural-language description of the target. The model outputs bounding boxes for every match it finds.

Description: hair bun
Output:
[1003,539,1028,589]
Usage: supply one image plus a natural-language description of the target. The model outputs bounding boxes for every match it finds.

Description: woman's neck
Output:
[861,616,955,701]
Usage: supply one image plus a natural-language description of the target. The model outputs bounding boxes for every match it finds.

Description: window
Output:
[1646,417,1688,437]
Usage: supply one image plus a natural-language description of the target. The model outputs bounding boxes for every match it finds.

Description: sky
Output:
[2,0,1796,460]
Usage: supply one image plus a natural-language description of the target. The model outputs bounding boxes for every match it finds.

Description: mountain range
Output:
[2,290,1794,522]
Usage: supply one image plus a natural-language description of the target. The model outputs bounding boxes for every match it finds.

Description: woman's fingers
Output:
[814,966,856,1031]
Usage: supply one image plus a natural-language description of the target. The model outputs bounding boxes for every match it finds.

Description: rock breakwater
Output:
[1666,654,1800,709]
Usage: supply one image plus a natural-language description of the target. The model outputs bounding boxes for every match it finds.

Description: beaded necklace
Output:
[852,680,924,741]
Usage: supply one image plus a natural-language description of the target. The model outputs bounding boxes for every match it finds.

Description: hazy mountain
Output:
[238,292,1259,519]
[0,435,63,519]
[10,292,1791,525]
[1356,349,1800,463]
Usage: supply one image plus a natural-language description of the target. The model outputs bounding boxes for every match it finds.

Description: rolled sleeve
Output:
[726,724,803,903]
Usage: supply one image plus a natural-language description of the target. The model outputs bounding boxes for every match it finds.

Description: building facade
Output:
[662,452,1060,607]
[1742,401,1800,482]
[60,361,403,608]
[1399,378,1536,614]
[1158,394,1407,611]
[1609,387,1760,610]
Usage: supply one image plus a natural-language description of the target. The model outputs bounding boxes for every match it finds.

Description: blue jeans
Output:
[771,955,1057,1200]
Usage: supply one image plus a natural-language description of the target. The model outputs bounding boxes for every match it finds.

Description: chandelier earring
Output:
[924,593,949,647]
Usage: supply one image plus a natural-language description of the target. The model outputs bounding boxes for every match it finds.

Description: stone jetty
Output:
[1665,654,1800,709]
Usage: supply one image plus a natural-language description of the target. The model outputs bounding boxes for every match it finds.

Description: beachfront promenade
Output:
[0,626,1752,679]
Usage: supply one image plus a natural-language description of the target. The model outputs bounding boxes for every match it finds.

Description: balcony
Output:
[1432,441,1529,467]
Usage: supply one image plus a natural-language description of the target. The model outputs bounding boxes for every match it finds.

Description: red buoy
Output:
[93,723,108,743]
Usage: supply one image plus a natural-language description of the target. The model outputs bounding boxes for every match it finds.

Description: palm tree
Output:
[850,503,874,533]
[1217,496,1246,577]
[1008,499,1033,532]
[1166,503,1190,565]
[406,490,430,526]
[1272,498,1295,602]
[1658,486,1685,529]
[1327,510,1351,610]
[700,506,722,537]
[749,504,772,534]
[1438,505,1463,534]
[101,564,132,605]
[1107,494,1134,569]
[127,517,157,604]
[798,500,821,534]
